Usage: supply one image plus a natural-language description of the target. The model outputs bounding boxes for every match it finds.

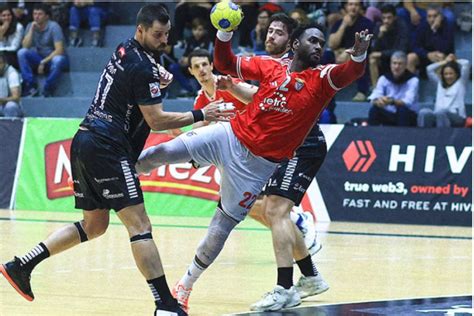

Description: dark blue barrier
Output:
[0,119,23,208]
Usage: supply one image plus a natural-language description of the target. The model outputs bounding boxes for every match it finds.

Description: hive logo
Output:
[342,140,377,172]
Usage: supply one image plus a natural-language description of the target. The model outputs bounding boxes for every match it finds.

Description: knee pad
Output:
[74,221,88,243]
[196,205,238,266]
[130,232,153,244]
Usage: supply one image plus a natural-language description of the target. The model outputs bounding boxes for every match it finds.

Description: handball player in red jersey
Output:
[135,20,372,312]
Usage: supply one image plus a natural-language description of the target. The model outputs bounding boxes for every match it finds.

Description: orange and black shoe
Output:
[171,282,192,314]
[0,257,34,301]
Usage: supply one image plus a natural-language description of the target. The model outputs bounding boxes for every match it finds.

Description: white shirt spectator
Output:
[0,22,24,52]
[0,64,20,98]
[427,59,469,118]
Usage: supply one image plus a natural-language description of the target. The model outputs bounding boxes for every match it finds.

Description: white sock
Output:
[180,259,206,289]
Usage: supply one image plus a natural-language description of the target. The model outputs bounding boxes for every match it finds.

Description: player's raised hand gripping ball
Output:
[210,1,243,32]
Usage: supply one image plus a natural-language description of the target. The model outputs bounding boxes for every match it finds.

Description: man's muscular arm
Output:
[216,75,258,104]
[326,29,373,90]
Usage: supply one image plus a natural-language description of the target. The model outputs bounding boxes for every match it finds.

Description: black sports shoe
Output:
[154,302,188,316]
[0,257,34,301]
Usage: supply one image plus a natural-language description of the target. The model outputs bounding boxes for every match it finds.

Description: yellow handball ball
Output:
[210,1,243,32]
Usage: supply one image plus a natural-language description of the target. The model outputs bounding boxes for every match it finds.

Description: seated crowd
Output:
[0,0,470,129]
[0,1,108,118]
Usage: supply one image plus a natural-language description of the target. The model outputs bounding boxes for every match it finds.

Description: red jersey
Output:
[193,76,247,112]
[214,39,365,161]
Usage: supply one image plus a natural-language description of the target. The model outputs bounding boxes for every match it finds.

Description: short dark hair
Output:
[290,23,325,49]
[381,4,396,16]
[441,61,461,88]
[188,49,212,66]
[136,4,169,29]
[33,3,51,16]
[268,13,298,37]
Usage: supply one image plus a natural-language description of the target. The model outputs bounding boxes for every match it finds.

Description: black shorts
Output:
[70,130,144,212]
[262,146,327,206]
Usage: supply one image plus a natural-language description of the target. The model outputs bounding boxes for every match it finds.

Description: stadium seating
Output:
[21,2,471,122]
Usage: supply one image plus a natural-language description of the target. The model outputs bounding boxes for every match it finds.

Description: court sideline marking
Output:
[0,217,471,240]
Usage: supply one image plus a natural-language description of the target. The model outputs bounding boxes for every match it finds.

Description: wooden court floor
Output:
[0,209,471,315]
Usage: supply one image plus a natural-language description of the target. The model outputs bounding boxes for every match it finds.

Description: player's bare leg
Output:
[248,198,269,227]
[116,203,178,310]
[0,209,109,301]
[266,196,297,268]
[248,196,321,256]
[251,196,328,312]
[45,209,109,254]
[292,222,309,261]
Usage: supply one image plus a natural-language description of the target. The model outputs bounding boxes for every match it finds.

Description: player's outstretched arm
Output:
[329,29,373,90]
[216,75,258,104]
[344,29,373,58]
[213,31,239,77]
[139,99,234,131]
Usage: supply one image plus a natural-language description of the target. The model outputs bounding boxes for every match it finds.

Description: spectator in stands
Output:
[8,1,35,27]
[368,51,419,126]
[250,9,272,55]
[297,1,343,30]
[0,5,23,69]
[369,4,409,87]
[258,2,284,14]
[68,1,108,47]
[418,54,469,127]
[171,1,213,44]
[329,0,373,101]
[407,5,455,75]
[289,8,310,25]
[363,1,382,24]
[397,1,456,45]
[0,52,22,118]
[18,3,68,97]
[169,17,211,96]
[43,0,70,29]
[236,1,258,49]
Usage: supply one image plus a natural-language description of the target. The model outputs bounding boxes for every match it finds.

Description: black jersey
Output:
[80,38,163,162]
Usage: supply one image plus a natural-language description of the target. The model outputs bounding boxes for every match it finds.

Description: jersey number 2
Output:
[239,192,257,209]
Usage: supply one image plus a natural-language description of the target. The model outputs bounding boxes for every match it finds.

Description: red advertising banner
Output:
[43,133,220,202]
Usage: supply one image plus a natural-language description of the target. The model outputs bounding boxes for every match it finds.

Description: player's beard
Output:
[301,52,320,68]
[143,41,167,56]
[265,42,287,57]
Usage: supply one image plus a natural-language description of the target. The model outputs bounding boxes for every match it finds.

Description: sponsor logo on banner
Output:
[45,140,73,199]
[44,133,220,201]
[342,140,377,172]
[317,126,472,226]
